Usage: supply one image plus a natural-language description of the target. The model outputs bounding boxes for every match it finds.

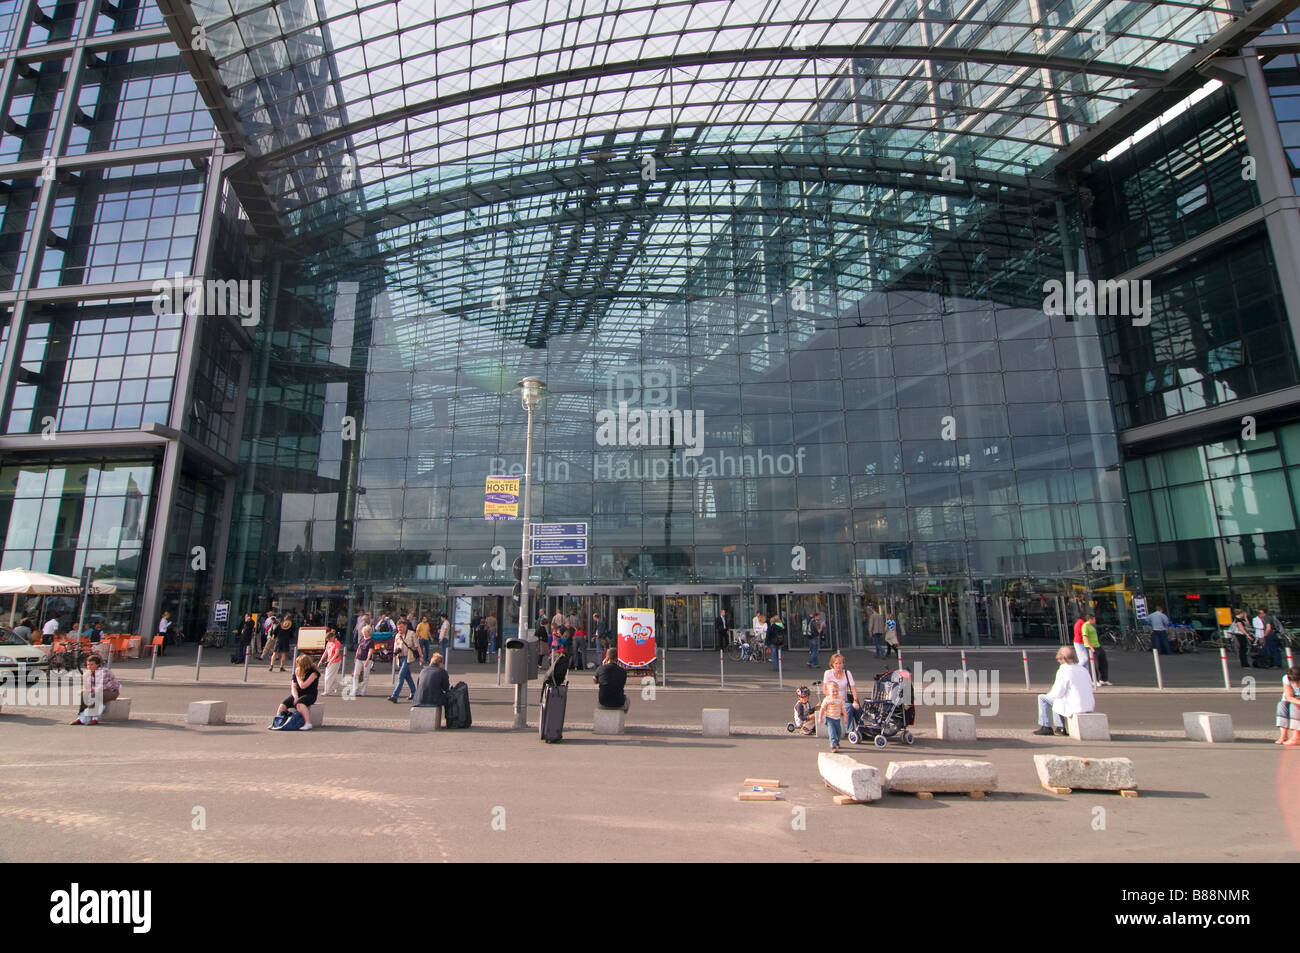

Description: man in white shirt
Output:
[437,612,451,661]
[1033,645,1096,736]
[42,616,59,641]
[1147,606,1171,655]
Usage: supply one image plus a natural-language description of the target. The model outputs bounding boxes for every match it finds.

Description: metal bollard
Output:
[719,649,724,688]
[391,655,396,686]
[1022,649,1031,689]
[1220,647,1231,690]
[1087,646,1098,686]
[1288,646,1295,670]
[660,648,666,687]
[194,644,203,682]
[1152,648,1164,690]
[243,644,250,683]
[778,647,783,689]
[960,649,967,674]
[150,645,158,680]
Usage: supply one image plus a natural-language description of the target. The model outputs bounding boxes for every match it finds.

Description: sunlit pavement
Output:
[1,649,1296,862]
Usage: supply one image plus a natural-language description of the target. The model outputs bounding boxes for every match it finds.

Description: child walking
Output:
[818,681,846,752]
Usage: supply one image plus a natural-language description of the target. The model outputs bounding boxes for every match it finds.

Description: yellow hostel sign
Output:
[484,475,520,520]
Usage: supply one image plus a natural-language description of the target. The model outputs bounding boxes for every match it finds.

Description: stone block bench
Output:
[187,700,227,725]
[818,751,882,804]
[100,698,132,722]
[702,708,730,737]
[593,706,626,735]
[1067,712,1110,741]
[1183,711,1233,743]
[935,711,976,741]
[308,704,325,729]
[410,705,443,732]
[884,759,996,798]
[1034,754,1138,796]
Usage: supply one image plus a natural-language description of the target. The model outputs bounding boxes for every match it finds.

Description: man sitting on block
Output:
[414,652,450,709]
[593,648,629,712]
[1033,645,1095,736]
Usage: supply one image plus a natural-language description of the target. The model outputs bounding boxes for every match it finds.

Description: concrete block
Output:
[884,759,997,793]
[818,751,882,802]
[410,705,443,732]
[593,706,625,735]
[1067,712,1110,741]
[1034,754,1136,792]
[100,698,131,722]
[702,708,730,737]
[935,711,976,741]
[308,704,324,729]
[187,700,226,725]
[1183,711,1233,743]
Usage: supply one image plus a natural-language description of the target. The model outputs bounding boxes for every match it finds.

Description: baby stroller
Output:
[847,669,917,749]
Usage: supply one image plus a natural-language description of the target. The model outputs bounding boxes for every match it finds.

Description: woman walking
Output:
[268,614,293,672]
[1276,665,1300,745]
[353,624,374,696]
[822,653,860,737]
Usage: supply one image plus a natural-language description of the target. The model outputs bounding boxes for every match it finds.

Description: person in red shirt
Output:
[320,630,343,696]
[1072,613,1088,667]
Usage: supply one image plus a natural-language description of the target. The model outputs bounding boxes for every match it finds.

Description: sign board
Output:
[484,475,520,520]
[532,522,587,538]
[617,607,656,669]
[1215,607,1232,626]
[296,626,328,655]
[453,596,472,649]
[531,537,587,553]
[1133,595,1148,622]
[532,552,588,567]
[213,600,230,624]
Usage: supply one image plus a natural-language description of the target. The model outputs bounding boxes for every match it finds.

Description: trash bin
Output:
[505,639,528,684]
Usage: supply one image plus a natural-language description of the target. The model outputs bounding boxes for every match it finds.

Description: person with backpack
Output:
[806,612,826,668]
[474,618,490,664]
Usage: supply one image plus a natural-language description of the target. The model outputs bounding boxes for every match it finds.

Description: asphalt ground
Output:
[1,647,1297,863]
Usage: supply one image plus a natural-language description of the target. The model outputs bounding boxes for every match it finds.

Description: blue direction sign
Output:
[531,537,587,553]
[532,552,588,567]
[532,522,588,538]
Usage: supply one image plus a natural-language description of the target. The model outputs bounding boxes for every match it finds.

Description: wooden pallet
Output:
[1043,784,1138,797]
[743,777,782,788]
[738,790,782,801]
[894,790,990,800]
[832,794,872,805]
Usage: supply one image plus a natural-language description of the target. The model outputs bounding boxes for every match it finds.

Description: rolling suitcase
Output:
[539,681,567,743]
[445,680,472,728]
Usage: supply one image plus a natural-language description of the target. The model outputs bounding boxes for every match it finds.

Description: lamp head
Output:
[517,376,546,409]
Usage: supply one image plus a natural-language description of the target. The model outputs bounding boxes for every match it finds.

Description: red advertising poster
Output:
[617,607,656,669]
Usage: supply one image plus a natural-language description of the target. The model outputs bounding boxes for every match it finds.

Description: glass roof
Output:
[184,0,1237,346]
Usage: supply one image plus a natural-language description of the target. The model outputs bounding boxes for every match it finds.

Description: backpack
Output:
[269,710,305,731]
[377,618,394,633]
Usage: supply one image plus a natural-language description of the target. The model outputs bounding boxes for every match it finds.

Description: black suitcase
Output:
[445,680,472,728]
[539,682,567,743]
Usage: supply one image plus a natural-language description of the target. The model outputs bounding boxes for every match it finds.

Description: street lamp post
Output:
[515,376,546,728]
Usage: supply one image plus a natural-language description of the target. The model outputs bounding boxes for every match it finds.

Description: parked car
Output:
[0,626,50,683]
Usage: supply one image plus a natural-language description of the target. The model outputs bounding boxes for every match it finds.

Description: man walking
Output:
[867,606,885,657]
[807,612,826,668]
[437,612,451,663]
[1147,605,1171,655]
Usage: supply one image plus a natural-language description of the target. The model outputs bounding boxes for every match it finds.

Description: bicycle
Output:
[48,639,92,673]
[1099,628,1121,648]
[201,626,227,648]
[728,635,768,663]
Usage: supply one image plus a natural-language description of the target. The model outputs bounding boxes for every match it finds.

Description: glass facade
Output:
[2,0,1299,651]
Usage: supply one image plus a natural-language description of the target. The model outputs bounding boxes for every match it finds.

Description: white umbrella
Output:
[0,568,117,626]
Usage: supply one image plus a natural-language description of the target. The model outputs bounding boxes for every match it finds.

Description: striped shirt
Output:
[819,697,844,720]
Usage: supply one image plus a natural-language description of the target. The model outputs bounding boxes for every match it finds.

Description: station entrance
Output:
[536,587,638,639]
[647,586,743,650]
[752,584,856,650]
